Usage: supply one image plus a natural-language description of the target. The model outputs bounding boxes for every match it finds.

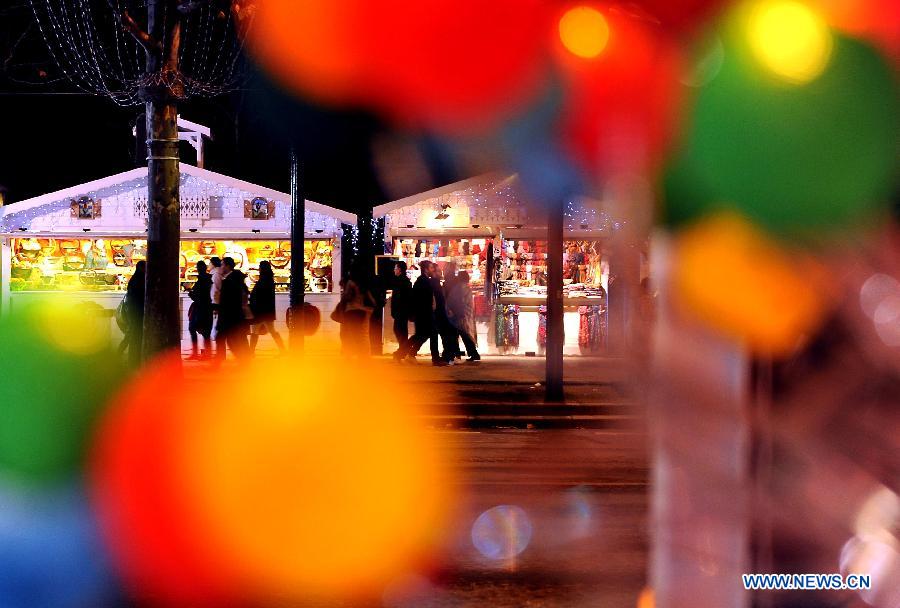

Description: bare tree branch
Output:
[105,0,162,55]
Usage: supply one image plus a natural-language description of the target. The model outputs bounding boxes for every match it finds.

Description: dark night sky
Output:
[0,2,457,215]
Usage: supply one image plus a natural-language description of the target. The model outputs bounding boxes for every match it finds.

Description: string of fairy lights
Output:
[29,0,253,105]
[383,178,617,234]
[0,174,344,236]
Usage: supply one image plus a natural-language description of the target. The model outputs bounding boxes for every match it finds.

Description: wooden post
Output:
[141,0,182,359]
[546,199,565,402]
[289,149,305,351]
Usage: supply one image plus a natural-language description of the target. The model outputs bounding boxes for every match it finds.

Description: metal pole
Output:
[546,198,565,402]
[289,148,305,351]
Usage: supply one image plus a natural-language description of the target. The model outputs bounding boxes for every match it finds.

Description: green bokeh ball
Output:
[0,299,126,484]
[664,22,899,237]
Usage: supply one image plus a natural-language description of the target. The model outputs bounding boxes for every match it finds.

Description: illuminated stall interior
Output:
[376,174,619,356]
[1,163,355,347]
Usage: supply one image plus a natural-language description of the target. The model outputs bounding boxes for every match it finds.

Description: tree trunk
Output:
[142,101,181,357]
[141,0,182,360]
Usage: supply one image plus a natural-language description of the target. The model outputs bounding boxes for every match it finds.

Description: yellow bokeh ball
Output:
[559,6,610,59]
[175,357,452,601]
[673,213,828,355]
[746,0,833,83]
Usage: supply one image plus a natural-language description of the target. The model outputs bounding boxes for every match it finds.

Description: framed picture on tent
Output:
[70,196,101,219]
[245,196,275,220]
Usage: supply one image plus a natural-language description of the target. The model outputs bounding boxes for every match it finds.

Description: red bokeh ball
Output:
[89,356,239,606]
[554,4,686,178]
[248,0,552,133]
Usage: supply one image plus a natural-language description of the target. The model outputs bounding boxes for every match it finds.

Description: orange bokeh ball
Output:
[91,355,452,604]
[673,214,829,356]
[248,0,552,132]
[815,0,900,61]
[553,4,685,177]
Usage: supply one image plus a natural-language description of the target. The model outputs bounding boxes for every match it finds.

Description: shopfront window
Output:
[392,237,490,289]
[9,237,334,293]
[498,239,607,301]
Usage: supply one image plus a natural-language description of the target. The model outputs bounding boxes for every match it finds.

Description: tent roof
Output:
[372,172,511,217]
[0,163,357,224]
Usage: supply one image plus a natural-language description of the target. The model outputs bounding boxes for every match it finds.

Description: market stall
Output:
[374,174,613,356]
[0,163,355,346]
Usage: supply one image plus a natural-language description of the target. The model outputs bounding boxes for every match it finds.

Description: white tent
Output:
[0,164,355,345]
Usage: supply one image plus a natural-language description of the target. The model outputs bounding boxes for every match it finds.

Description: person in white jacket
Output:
[209,256,225,360]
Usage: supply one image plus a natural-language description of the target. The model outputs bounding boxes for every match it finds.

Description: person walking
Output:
[187,260,213,360]
[441,261,462,360]
[249,260,286,356]
[209,256,226,360]
[430,264,457,365]
[216,256,251,360]
[390,261,412,360]
[403,261,443,365]
[124,260,145,367]
[446,271,481,361]
[335,266,374,358]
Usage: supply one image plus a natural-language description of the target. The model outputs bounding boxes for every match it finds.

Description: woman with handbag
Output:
[187,260,213,360]
[249,260,286,356]
[335,266,374,358]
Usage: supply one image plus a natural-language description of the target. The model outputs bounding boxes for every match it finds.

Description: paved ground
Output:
[288,429,649,608]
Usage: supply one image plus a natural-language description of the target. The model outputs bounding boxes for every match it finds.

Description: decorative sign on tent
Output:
[70,197,101,220]
[245,197,275,220]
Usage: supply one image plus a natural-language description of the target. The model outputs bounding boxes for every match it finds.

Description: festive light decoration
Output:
[673,213,828,356]
[91,355,451,604]
[0,299,124,484]
[554,5,685,177]
[637,587,655,608]
[559,6,610,59]
[664,22,898,235]
[814,0,900,63]
[29,0,254,105]
[747,0,833,84]
[247,0,551,132]
[0,484,117,607]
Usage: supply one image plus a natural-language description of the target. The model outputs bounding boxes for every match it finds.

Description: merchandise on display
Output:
[9,238,335,293]
[392,237,490,288]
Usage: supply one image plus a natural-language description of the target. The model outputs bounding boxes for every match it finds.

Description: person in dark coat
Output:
[402,260,443,365]
[431,265,457,365]
[216,256,250,360]
[390,261,413,360]
[441,261,462,360]
[187,260,213,360]
[125,260,145,367]
[249,260,286,355]
[446,271,480,361]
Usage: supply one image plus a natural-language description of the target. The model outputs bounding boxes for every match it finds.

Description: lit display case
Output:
[497,238,608,304]
[9,237,335,293]
[391,237,491,289]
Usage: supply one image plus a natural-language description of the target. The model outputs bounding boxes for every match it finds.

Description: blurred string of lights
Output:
[383,178,616,233]
[29,0,254,105]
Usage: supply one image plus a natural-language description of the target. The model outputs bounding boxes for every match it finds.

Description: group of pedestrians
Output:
[195,256,286,361]
[390,260,480,366]
[121,256,286,365]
